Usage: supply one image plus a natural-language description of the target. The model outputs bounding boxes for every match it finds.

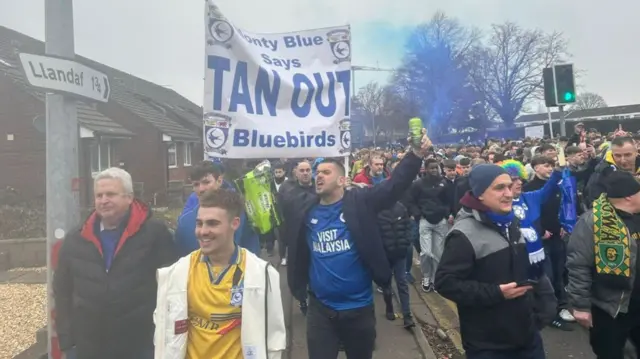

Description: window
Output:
[89,139,112,176]
[168,142,177,168]
[183,142,192,166]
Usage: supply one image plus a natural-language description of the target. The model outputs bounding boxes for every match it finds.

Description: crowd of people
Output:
[49,121,640,359]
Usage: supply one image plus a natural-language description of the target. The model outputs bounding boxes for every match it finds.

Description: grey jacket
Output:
[566,211,638,317]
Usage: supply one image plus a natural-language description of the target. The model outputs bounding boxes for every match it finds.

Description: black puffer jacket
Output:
[406,175,450,224]
[378,202,412,262]
[53,201,178,359]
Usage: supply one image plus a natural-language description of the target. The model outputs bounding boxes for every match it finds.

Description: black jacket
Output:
[287,152,422,300]
[585,156,640,206]
[442,177,457,216]
[406,175,450,224]
[569,157,598,214]
[435,193,556,353]
[452,176,470,216]
[378,202,412,262]
[53,201,178,359]
[277,179,315,245]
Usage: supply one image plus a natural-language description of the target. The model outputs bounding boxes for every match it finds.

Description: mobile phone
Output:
[516,279,538,287]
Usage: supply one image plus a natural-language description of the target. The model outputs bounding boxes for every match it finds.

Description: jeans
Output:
[406,245,413,274]
[64,348,77,359]
[590,304,640,359]
[419,219,448,282]
[542,237,568,310]
[383,258,411,315]
[406,221,420,273]
[466,332,546,359]
[307,295,376,359]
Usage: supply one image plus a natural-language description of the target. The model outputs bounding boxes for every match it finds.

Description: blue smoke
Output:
[402,27,473,135]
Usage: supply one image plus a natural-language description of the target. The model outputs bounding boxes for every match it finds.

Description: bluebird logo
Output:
[326,29,351,64]
[204,112,231,156]
[206,3,234,48]
[338,119,351,154]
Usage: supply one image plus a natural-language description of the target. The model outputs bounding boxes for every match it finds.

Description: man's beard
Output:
[275,176,285,184]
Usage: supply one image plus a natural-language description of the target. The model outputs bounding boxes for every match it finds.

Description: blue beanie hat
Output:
[469,164,508,197]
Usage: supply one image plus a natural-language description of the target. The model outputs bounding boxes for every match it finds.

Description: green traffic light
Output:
[564,92,574,101]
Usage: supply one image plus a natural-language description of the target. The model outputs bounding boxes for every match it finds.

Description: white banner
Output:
[524,125,545,139]
[203,1,352,159]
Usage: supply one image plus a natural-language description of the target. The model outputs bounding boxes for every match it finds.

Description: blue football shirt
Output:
[306,200,373,310]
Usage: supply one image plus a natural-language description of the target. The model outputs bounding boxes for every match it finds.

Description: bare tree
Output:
[355,82,384,138]
[355,82,418,142]
[571,92,607,111]
[469,22,569,126]
[393,11,481,135]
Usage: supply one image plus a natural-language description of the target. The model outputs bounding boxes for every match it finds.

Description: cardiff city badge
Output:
[326,29,351,64]
[338,118,351,154]
[230,286,243,307]
[204,112,231,156]
[206,3,234,48]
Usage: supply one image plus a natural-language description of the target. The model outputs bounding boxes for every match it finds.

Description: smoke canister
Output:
[409,117,423,147]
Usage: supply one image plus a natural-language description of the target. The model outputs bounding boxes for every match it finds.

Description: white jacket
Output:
[153,249,286,359]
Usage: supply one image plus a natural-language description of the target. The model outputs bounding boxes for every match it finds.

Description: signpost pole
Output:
[547,107,554,139]
[45,1,80,358]
[559,105,566,137]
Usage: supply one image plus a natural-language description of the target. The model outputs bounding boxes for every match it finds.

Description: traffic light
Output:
[554,64,576,105]
[543,67,557,107]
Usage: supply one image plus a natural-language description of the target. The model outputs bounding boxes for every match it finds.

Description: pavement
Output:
[0,267,46,284]
[408,262,596,359]
[263,253,435,359]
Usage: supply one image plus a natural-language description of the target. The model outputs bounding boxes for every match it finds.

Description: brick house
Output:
[0,26,203,206]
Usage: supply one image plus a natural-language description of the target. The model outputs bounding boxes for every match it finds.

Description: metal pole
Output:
[45,1,80,358]
[352,68,356,95]
[372,114,376,147]
[547,107,554,139]
[559,105,566,137]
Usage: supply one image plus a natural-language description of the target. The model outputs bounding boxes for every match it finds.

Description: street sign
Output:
[18,52,110,103]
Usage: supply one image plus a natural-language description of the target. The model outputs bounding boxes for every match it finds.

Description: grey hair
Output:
[94,167,134,195]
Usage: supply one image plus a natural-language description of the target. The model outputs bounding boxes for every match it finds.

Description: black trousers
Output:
[466,332,545,359]
[307,295,376,359]
[277,229,287,259]
[542,237,568,310]
[260,230,276,253]
[590,304,640,359]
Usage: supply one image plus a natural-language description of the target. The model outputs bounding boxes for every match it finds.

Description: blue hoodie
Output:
[181,180,235,216]
[175,185,260,257]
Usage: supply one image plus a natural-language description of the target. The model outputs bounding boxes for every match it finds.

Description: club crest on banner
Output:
[339,119,351,154]
[326,29,351,64]
[206,3,234,48]
[204,112,231,156]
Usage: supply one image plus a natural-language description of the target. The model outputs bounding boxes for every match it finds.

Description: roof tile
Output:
[0,26,200,140]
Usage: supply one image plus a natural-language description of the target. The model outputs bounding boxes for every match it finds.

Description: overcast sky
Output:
[1,0,639,111]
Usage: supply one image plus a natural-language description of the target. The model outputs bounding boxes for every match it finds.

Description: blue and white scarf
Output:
[487,208,545,265]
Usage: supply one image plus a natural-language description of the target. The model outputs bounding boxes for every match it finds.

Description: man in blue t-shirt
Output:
[306,199,373,311]
[286,130,431,359]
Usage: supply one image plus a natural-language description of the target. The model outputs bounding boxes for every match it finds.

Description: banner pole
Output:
[344,156,350,177]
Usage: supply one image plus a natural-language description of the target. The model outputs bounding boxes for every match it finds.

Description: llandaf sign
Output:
[19,53,110,103]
